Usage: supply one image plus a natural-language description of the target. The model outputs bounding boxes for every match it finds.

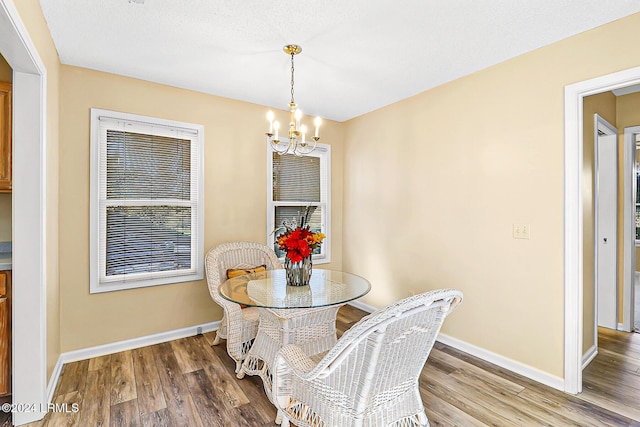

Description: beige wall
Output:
[582,92,616,353]
[58,66,345,352]
[0,54,11,242]
[14,0,62,378]
[343,13,640,379]
[12,0,640,383]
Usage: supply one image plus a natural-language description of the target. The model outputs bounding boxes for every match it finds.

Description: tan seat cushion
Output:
[226,264,267,279]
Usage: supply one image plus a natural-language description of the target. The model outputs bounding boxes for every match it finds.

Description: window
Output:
[90,109,204,293]
[267,144,331,263]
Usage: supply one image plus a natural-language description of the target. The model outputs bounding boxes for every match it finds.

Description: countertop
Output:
[0,242,11,271]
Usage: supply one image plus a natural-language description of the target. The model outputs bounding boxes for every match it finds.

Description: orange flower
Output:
[277,226,325,263]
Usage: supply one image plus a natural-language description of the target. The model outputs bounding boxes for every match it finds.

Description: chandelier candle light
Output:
[267,44,321,156]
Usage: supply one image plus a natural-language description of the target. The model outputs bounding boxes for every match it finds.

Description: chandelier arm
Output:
[269,136,293,156]
[295,138,318,156]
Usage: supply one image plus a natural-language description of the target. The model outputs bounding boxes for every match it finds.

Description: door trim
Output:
[593,114,617,335]
[565,66,640,395]
[0,0,48,424]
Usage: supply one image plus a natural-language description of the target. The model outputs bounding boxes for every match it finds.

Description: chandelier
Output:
[266,44,321,156]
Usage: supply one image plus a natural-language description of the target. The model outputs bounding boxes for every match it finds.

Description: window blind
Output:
[272,153,320,202]
[93,112,203,290]
[105,130,191,200]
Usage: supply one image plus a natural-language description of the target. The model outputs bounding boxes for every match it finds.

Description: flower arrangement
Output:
[276,206,325,263]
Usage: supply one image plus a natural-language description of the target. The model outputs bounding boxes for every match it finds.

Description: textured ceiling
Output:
[39,0,640,122]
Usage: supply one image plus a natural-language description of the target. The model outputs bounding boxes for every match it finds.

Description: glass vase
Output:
[284,256,312,286]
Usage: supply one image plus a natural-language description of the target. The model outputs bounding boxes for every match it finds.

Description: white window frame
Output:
[267,142,331,264]
[90,108,204,293]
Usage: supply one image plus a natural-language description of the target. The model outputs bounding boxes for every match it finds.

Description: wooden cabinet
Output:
[0,270,9,396]
[0,82,11,193]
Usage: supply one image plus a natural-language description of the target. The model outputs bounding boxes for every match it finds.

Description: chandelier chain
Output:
[290,51,295,104]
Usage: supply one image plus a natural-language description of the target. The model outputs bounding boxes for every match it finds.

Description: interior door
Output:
[596,131,618,330]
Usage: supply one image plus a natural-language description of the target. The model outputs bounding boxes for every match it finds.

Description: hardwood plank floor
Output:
[14,308,640,427]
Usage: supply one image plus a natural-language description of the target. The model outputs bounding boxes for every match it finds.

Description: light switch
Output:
[513,223,531,239]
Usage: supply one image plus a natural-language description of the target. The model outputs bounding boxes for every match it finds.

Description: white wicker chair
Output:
[272,289,463,427]
[205,241,282,373]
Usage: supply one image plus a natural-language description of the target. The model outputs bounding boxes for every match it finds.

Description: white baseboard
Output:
[46,320,220,404]
[46,357,65,407]
[349,301,565,391]
[435,333,565,392]
[46,304,571,403]
[582,344,598,369]
[347,300,377,313]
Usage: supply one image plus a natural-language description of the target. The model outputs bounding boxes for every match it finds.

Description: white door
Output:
[595,125,618,330]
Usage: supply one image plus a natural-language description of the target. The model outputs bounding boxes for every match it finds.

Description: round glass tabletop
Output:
[219,269,371,309]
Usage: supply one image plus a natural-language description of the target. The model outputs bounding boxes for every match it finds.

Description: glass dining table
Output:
[219,268,371,412]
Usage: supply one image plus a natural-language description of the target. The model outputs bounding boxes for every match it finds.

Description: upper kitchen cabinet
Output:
[0,82,11,193]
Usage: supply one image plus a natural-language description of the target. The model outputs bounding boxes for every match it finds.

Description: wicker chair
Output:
[205,241,282,373]
[272,289,463,427]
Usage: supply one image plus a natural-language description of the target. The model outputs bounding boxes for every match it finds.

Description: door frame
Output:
[594,114,618,336]
[565,66,640,394]
[622,125,640,332]
[0,0,48,424]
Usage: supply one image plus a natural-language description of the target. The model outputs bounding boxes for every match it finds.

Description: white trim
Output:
[347,299,377,314]
[593,114,618,338]
[12,71,47,424]
[622,126,640,332]
[89,108,205,293]
[564,77,584,395]
[47,320,220,404]
[45,358,64,405]
[266,142,332,264]
[582,344,598,369]
[348,300,568,391]
[437,333,564,391]
[0,0,49,424]
[564,65,640,395]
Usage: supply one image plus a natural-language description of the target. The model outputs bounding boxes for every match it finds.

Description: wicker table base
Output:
[238,305,342,419]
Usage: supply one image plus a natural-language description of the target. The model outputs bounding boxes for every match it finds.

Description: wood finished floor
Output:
[13,307,640,427]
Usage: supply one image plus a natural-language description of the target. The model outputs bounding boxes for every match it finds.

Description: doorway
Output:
[594,114,618,332]
[565,66,640,395]
[0,0,48,425]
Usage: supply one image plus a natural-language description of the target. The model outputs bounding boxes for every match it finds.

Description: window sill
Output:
[90,271,203,294]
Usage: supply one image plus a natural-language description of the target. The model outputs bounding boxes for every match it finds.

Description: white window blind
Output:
[90,109,204,293]
[267,144,330,262]
[273,154,321,201]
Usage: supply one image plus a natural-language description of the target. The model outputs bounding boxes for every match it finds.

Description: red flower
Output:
[277,225,323,263]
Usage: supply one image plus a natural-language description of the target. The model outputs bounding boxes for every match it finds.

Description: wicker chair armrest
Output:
[273,343,326,411]
[216,294,242,320]
[276,344,318,376]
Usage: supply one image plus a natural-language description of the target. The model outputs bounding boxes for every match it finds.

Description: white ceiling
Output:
[39,0,640,122]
